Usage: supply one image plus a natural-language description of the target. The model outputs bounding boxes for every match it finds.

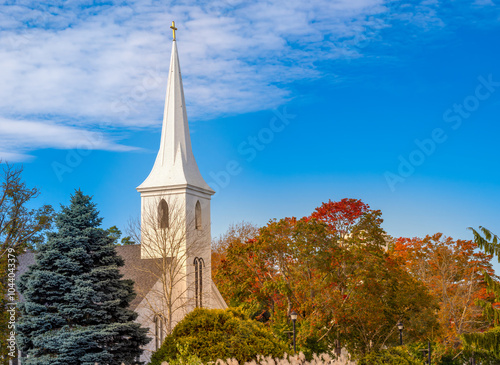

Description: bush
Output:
[150,308,288,365]
[359,347,424,365]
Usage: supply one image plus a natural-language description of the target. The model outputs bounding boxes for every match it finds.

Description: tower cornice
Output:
[137,183,215,198]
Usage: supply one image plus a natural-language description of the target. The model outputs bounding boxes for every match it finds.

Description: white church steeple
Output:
[131,25,225,361]
[136,24,215,310]
[137,28,214,194]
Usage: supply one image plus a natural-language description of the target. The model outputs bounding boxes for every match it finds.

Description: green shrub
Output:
[405,342,466,365]
[359,347,424,365]
[150,308,288,365]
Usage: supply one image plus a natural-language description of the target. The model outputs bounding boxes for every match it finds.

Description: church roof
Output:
[137,39,214,195]
[16,244,167,311]
[114,244,165,310]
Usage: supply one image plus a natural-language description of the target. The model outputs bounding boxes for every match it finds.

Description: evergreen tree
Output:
[17,190,150,365]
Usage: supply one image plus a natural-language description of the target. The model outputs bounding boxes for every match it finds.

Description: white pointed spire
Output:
[137,37,214,194]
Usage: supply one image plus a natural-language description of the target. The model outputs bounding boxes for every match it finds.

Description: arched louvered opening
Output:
[154,314,164,350]
[194,257,205,308]
[195,201,202,230]
[158,199,169,229]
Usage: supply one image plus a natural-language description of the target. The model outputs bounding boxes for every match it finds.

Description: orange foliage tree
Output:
[211,221,259,280]
[393,233,495,348]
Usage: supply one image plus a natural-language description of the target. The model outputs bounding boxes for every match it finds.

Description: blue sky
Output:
[1,0,500,263]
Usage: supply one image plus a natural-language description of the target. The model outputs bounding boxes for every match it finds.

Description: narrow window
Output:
[194,257,199,307]
[158,199,169,229]
[199,258,204,307]
[194,257,205,307]
[154,315,164,350]
[195,201,202,230]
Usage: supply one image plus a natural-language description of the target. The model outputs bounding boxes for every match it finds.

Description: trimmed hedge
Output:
[149,308,287,365]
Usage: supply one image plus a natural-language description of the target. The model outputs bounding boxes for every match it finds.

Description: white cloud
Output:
[0,151,35,163]
[0,118,136,161]
[0,0,497,161]
[0,0,388,127]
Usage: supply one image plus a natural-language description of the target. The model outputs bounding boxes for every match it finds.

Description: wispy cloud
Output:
[0,0,498,161]
[0,118,135,161]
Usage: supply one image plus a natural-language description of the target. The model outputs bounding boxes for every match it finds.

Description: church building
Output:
[130,22,228,361]
[17,23,227,364]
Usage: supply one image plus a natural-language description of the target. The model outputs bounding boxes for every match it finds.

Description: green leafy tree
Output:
[121,236,135,245]
[107,225,123,243]
[0,163,54,364]
[462,227,500,362]
[17,190,150,364]
[150,308,287,365]
[105,225,135,246]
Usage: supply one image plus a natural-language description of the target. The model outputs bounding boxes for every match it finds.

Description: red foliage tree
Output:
[310,198,369,238]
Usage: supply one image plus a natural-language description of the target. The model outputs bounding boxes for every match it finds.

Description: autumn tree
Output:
[310,198,373,241]
[214,199,437,358]
[211,221,259,283]
[315,243,438,357]
[393,233,495,349]
[0,163,54,364]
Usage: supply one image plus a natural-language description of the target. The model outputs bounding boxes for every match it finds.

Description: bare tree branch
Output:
[127,196,212,336]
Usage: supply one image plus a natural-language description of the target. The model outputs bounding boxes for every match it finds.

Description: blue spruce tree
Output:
[17,190,150,364]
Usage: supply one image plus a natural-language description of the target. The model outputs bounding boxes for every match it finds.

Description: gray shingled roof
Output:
[16,244,166,310]
[116,245,165,309]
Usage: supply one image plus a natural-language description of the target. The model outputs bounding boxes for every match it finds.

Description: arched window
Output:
[195,201,202,230]
[154,314,164,350]
[194,257,205,308]
[158,199,169,229]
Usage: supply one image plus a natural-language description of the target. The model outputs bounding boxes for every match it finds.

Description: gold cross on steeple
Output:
[170,21,178,41]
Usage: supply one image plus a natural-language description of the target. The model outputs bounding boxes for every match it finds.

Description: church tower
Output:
[137,23,215,310]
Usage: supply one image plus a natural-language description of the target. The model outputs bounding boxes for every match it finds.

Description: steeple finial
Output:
[170,21,177,41]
